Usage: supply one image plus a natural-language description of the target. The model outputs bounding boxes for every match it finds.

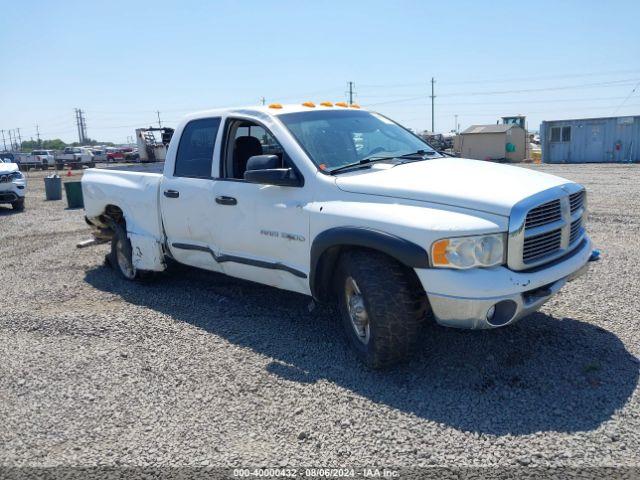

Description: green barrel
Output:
[63,181,84,209]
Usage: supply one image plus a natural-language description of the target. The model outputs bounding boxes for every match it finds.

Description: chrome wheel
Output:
[116,237,135,279]
[345,276,370,344]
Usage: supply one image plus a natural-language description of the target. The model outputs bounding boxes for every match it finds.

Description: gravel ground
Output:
[1,164,639,471]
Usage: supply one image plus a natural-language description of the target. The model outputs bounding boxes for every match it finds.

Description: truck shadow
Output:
[0,206,21,215]
[85,264,638,436]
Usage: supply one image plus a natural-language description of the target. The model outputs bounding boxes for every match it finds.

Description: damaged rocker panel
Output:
[171,242,307,279]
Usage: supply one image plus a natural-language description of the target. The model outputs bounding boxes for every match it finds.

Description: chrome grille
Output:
[570,218,582,244]
[523,229,562,264]
[507,185,588,270]
[569,190,585,214]
[0,174,10,183]
[525,199,562,229]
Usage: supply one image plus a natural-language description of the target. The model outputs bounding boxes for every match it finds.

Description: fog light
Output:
[486,305,496,321]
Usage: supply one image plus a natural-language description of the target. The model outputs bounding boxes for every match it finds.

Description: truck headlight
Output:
[11,171,24,181]
[431,233,506,269]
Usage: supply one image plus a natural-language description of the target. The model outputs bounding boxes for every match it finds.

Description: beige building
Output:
[454,124,526,162]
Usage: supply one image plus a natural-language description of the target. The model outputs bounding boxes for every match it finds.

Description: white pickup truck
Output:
[82,103,593,368]
[56,147,95,169]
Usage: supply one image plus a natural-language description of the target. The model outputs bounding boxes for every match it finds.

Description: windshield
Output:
[278,110,437,171]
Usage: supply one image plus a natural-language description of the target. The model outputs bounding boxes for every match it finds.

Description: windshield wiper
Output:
[328,150,432,175]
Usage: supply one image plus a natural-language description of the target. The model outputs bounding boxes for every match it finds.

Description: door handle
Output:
[164,190,180,198]
[215,195,237,206]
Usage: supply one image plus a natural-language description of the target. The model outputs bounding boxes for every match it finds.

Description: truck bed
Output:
[82,166,164,264]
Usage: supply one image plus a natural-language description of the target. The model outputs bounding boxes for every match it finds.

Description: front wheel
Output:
[11,198,25,211]
[335,250,427,369]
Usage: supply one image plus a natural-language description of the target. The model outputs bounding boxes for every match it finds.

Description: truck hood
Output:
[0,163,19,174]
[335,158,569,216]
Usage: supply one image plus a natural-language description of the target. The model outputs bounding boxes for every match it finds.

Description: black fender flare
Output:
[309,226,429,301]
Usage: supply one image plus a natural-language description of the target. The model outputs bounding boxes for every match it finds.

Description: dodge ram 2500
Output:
[81,103,593,368]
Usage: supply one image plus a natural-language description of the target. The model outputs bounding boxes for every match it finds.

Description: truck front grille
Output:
[569,190,585,214]
[507,186,587,270]
[569,218,582,244]
[525,199,562,229]
[523,229,562,264]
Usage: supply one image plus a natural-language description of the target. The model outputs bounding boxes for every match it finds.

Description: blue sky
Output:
[1,0,639,144]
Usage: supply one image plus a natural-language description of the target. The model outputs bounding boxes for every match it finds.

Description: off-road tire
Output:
[11,198,25,211]
[109,223,153,281]
[335,249,427,369]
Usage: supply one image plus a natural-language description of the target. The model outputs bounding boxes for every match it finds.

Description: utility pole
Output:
[80,109,87,143]
[75,109,82,143]
[1,130,6,151]
[348,81,355,105]
[454,114,458,134]
[35,124,41,146]
[430,77,436,133]
[75,108,87,143]
[260,96,266,106]
[16,128,22,150]
[156,111,162,128]
[8,130,14,151]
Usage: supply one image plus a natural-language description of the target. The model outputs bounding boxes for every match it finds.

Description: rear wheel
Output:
[109,224,139,280]
[335,249,427,369]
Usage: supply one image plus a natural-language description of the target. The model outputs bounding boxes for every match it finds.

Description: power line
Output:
[364,79,640,106]
[612,80,640,115]
[358,69,640,89]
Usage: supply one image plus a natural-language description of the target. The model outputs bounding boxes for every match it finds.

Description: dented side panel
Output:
[82,168,166,272]
[129,233,166,271]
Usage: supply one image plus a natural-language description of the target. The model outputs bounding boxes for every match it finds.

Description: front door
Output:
[210,118,311,295]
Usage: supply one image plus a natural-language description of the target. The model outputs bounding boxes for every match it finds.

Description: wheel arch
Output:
[310,226,429,302]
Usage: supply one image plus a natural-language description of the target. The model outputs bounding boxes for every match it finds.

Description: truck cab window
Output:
[174,117,221,178]
[223,120,286,179]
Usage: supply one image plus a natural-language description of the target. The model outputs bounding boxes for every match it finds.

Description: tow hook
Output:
[589,249,601,262]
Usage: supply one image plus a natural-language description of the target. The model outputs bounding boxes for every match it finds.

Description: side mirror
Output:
[244,155,301,187]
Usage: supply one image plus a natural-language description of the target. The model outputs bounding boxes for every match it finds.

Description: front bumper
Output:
[415,236,592,329]
[0,183,26,203]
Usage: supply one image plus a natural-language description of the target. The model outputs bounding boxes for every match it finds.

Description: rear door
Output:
[160,117,224,271]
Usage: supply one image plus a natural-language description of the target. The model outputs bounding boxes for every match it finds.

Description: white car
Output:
[81,103,592,368]
[0,161,26,210]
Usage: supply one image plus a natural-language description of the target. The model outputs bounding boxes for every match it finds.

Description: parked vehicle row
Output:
[82,103,593,368]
